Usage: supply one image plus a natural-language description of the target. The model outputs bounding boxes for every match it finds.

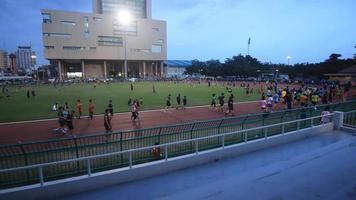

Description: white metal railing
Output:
[343,110,356,128]
[0,114,334,187]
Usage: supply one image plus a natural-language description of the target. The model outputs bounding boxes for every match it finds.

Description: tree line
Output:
[185,53,356,79]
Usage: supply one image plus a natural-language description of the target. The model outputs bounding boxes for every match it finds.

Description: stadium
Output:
[1,0,356,200]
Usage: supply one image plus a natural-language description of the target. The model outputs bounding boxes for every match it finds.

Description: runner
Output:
[104,109,112,133]
[55,106,66,134]
[65,109,75,137]
[130,83,134,92]
[26,90,30,99]
[176,94,181,109]
[183,96,187,109]
[260,95,267,112]
[108,100,114,116]
[76,99,82,119]
[226,96,234,116]
[131,100,138,121]
[211,93,217,111]
[218,93,225,113]
[88,99,95,120]
[164,94,172,112]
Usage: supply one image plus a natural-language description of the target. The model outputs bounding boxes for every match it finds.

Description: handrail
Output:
[0,113,334,174]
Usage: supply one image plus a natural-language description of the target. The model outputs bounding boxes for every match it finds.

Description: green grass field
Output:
[0,82,260,123]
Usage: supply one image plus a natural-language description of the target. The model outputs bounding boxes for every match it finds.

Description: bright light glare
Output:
[286,56,292,59]
[117,10,132,25]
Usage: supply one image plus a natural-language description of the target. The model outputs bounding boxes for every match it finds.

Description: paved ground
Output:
[60,130,356,200]
[0,100,277,144]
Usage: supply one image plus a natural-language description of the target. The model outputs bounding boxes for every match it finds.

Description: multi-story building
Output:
[41,0,166,80]
[15,46,36,70]
[0,50,8,70]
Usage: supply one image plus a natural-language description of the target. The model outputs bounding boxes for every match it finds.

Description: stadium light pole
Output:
[286,56,292,65]
[117,10,132,80]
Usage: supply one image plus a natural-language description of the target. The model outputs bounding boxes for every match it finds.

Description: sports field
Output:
[0,82,260,123]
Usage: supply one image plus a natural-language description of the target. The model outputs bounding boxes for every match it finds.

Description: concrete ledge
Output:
[0,123,334,200]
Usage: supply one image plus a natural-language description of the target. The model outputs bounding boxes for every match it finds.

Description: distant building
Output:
[164,60,192,78]
[0,50,8,70]
[15,46,36,70]
[41,0,166,80]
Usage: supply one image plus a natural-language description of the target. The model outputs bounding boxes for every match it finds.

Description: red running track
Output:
[0,101,281,145]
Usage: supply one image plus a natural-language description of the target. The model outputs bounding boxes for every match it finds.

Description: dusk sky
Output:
[1,0,355,65]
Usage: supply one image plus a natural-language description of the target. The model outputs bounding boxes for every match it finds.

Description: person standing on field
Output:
[176,94,181,109]
[183,96,187,109]
[88,99,95,120]
[76,99,82,119]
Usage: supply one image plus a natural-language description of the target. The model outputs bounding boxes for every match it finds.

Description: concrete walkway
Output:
[60,130,356,200]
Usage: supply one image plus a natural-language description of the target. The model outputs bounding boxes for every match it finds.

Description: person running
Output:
[183,96,187,109]
[139,97,144,107]
[104,109,112,133]
[165,94,172,112]
[260,95,267,112]
[226,97,234,116]
[131,101,138,121]
[300,93,308,107]
[273,93,279,110]
[218,93,225,113]
[26,90,30,99]
[267,95,273,112]
[108,100,114,116]
[65,109,75,137]
[130,83,134,92]
[176,94,181,109]
[211,93,217,110]
[88,99,95,120]
[311,92,319,109]
[76,99,82,119]
[55,106,66,134]
[285,92,293,110]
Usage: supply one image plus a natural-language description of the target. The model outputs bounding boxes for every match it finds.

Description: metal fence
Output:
[0,101,356,189]
[343,110,356,128]
[0,114,336,189]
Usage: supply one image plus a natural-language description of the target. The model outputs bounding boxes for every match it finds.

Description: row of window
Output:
[42,13,103,24]
[44,44,162,53]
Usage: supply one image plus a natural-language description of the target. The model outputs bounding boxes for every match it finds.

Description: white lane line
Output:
[0,100,260,125]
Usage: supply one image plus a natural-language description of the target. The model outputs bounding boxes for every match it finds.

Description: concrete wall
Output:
[0,124,334,200]
[42,9,166,61]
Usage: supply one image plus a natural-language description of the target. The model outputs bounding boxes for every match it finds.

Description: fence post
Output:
[18,142,30,183]
[222,135,225,148]
[87,159,91,177]
[333,111,344,130]
[73,136,80,172]
[282,124,285,135]
[129,151,133,169]
[38,167,44,186]
[190,123,196,152]
[264,128,268,139]
[120,131,123,166]
[217,119,224,145]
[164,145,168,161]
[195,140,199,154]
[244,131,247,143]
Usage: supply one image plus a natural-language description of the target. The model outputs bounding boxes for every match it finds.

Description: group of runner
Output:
[165,93,187,111]
[259,81,352,113]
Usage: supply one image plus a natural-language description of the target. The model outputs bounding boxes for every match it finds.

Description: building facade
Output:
[15,46,36,70]
[165,60,192,78]
[42,0,166,80]
[0,50,8,70]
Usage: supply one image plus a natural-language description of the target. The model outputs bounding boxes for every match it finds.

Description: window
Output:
[44,46,54,50]
[131,48,150,53]
[61,21,76,26]
[43,33,71,38]
[113,20,137,36]
[152,28,159,32]
[90,47,97,50]
[93,17,103,21]
[42,13,52,23]
[157,39,164,43]
[84,16,90,38]
[151,44,162,53]
[98,36,123,46]
[63,46,86,50]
